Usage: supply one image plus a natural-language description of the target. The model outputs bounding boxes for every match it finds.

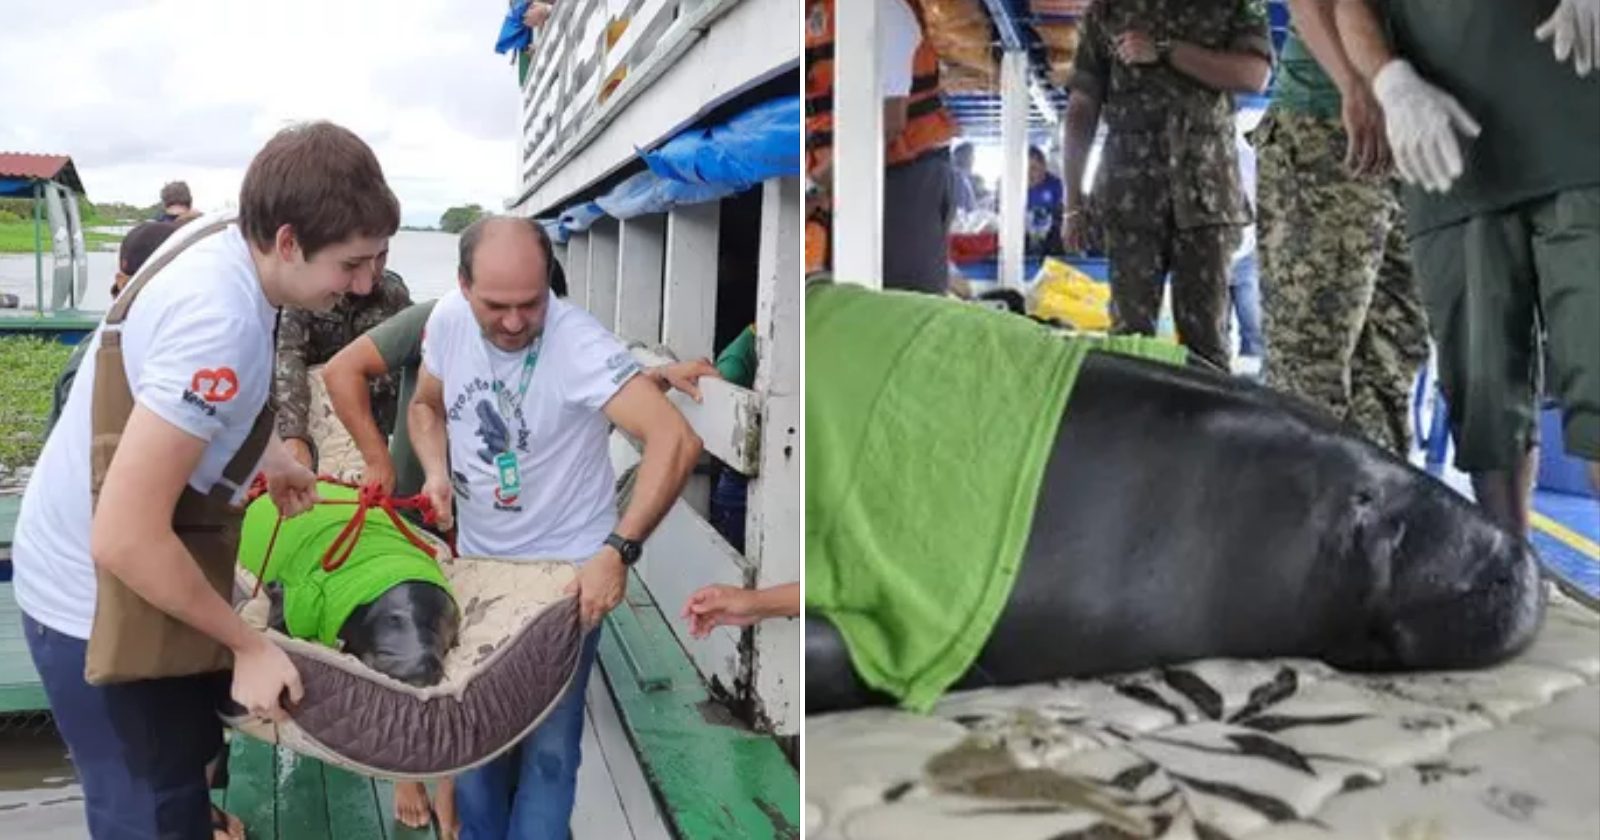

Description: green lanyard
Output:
[492,338,541,439]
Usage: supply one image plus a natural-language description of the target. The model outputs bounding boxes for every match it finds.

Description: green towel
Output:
[804,281,1186,711]
[239,481,454,647]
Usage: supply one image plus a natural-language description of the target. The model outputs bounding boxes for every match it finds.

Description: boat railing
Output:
[516,0,748,208]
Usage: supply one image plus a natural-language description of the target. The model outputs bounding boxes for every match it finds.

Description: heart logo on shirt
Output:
[190,367,239,403]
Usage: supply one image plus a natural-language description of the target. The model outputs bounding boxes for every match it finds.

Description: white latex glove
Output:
[1536,0,1600,77]
[1372,60,1481,194]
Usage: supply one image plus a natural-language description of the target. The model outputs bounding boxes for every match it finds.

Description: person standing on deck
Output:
[409,216,700,838]
[805,0,960,293]
[1062,0,1272,370]
[1334,0,1600,536]
[11,121,399,840]
[273,250,412,473]
[1255,1,1428,455]
[154,180,196,222]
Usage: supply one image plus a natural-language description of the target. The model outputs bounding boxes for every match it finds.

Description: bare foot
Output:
[393,781,432,829]
[434,778,460,840]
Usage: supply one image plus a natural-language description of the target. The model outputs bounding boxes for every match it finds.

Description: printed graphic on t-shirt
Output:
[605,351,642,386]
[445,375,533,513]
[182,366,240,416]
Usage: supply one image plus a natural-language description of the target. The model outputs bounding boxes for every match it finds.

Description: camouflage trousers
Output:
[1104,222,1240,372]
[1255,110,1430,455]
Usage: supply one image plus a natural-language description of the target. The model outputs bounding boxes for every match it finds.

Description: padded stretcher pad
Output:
[234,555,582,780]
[806,588,1600,839]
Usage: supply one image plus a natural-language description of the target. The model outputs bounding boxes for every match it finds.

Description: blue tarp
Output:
[640,96,800,191]
[0,177,38,198]
[545,95,801,240]
[496,1,534,55]
[595,170,738,221]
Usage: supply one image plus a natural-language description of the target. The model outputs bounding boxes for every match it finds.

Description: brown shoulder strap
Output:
[207,401,278,505]
[105,212,239,327]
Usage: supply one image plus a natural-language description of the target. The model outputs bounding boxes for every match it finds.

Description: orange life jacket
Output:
[804,0,956,175]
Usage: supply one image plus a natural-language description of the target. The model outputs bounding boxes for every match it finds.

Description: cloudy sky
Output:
[0,0,524,228]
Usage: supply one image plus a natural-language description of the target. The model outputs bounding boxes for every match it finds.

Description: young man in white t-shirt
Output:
[409,216,701,838]
[12,121,401,840]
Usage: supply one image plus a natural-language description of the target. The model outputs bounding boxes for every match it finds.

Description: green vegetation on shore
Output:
[439,204,486,234]
[0,196,139,254]
[0,222,122,254]
[0,336,72,470]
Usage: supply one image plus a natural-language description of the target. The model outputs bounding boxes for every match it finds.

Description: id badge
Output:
[494,451,521,497]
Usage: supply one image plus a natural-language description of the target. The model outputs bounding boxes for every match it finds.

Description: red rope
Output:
[245,474,446,599]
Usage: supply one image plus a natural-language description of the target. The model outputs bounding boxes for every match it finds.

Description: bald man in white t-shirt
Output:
[408,216,701,838]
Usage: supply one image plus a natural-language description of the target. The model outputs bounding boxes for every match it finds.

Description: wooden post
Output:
[748,175,801,735]
[587,219,621,328]
[616,215,667,344]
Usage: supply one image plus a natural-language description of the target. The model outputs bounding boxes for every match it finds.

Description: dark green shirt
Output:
[1271,30,1344,119]
[364,300,436,498]
[715,326,757,389]
[1384,0,1600,234]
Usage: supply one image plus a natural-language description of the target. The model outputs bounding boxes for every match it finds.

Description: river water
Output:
[0,228,463,311]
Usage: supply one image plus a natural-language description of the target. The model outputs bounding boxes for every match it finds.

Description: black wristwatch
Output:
[1155,38,1173,63]
[604,533,643,566]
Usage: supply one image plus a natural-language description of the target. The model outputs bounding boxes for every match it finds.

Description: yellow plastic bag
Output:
[1029,258,1111,331]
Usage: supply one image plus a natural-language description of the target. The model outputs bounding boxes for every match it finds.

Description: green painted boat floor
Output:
[599,571,800,840]
[216,736,439,840]
[0,583,48,714]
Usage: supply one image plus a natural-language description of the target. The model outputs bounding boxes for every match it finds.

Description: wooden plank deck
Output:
[213,737,440,840]
[214,673,669,840]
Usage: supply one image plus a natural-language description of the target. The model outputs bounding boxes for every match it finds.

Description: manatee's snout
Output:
[385,652,446,688]
[341,581,461,688]
[1382,496,1546,670]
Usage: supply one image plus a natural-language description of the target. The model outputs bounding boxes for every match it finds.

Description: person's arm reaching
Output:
[1062,93,1101,253]
[91,407,303,721]
[565,377,702,628]
[323,336,396,492]
[1288,0,1390,175]
[683,582,800,638]
[273,309,316,469]
[1335,0,1480,193]
[1332,0,1395,79]
[409,368,454,531]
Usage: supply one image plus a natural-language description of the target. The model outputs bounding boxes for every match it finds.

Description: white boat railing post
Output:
[661,202,720,364]
[661,202,721,519]
[567,232,592,307]
[587,219,622,330]
[616,215,668,345]
[832,0,884,288]
[999,49,1030,291]
[748,174,802,735]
